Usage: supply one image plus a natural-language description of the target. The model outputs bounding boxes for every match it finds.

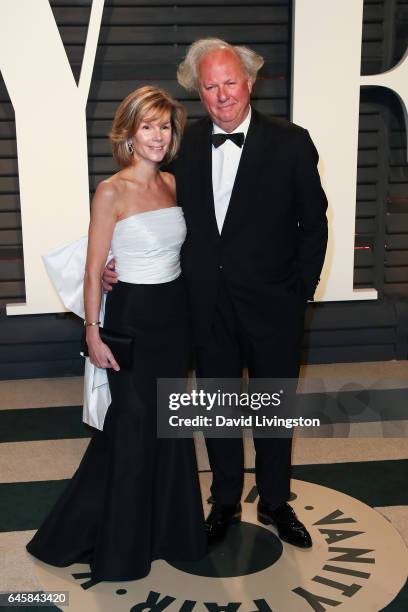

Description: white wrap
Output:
[42,237,112,431]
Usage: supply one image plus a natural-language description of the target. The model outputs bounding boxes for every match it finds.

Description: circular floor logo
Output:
[31,474,408,611]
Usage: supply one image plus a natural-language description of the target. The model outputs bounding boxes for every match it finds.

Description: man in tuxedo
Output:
[104,39,328,548]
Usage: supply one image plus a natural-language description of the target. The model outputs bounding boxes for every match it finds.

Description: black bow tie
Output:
[211,132,245,148]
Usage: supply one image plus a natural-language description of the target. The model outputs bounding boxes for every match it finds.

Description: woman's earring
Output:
[127,140,134,154]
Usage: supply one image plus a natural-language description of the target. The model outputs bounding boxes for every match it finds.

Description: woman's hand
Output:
[86,331,120,371]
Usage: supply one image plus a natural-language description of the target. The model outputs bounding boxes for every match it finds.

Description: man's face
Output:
[197,49,252,133]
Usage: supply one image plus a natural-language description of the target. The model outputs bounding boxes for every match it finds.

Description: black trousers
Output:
[195,277,306,509]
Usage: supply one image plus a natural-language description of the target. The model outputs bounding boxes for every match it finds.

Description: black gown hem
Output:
[26,544,207,583]
[26,545,85,569]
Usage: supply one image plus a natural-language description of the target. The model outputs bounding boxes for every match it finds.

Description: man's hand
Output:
[102,257,118,292]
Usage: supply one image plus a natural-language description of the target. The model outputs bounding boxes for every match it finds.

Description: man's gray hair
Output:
[177,38,264,92]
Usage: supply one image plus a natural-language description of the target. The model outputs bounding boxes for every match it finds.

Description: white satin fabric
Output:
[42,206,186,430]
[112,206,185,283]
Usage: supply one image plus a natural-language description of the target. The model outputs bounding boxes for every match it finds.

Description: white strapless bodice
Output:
[111,206,186,284]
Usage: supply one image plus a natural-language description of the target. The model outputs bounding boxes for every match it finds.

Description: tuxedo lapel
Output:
[220,109,268,240]
[188,117,220,238]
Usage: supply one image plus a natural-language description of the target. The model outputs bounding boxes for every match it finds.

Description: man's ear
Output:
[247,79,254,95]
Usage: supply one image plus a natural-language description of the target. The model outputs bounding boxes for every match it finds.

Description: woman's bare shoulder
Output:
[97,172,126,196]
[160,171,176,190]
[91,176,122,218]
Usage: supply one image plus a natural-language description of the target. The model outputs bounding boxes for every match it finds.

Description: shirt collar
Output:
[212,105,252,137]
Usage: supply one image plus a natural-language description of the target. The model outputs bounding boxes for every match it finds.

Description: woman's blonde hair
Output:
[177,38,264,92]
[109,86,186,167]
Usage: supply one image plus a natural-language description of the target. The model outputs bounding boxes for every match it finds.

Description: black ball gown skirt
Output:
[26,277,207,581]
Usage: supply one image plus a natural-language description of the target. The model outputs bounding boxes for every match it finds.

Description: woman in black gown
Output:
[26,86,207,581]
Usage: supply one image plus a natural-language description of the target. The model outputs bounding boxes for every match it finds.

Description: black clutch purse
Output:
[80,327,134,370]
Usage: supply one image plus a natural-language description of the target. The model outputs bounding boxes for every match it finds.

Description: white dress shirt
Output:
[212,106,252,233]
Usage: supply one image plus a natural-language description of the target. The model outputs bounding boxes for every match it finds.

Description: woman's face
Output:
[131,111,172,164]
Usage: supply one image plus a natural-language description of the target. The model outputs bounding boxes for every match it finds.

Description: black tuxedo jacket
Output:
[170,108,328,342]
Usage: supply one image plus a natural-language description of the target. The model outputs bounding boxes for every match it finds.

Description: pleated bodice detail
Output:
[111,206,186,284]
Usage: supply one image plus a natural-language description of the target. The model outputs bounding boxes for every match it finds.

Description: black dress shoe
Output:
[205,503,242,543]
[257,501,312,548]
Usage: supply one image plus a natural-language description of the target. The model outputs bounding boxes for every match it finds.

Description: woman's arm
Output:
[84,181,120,371]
